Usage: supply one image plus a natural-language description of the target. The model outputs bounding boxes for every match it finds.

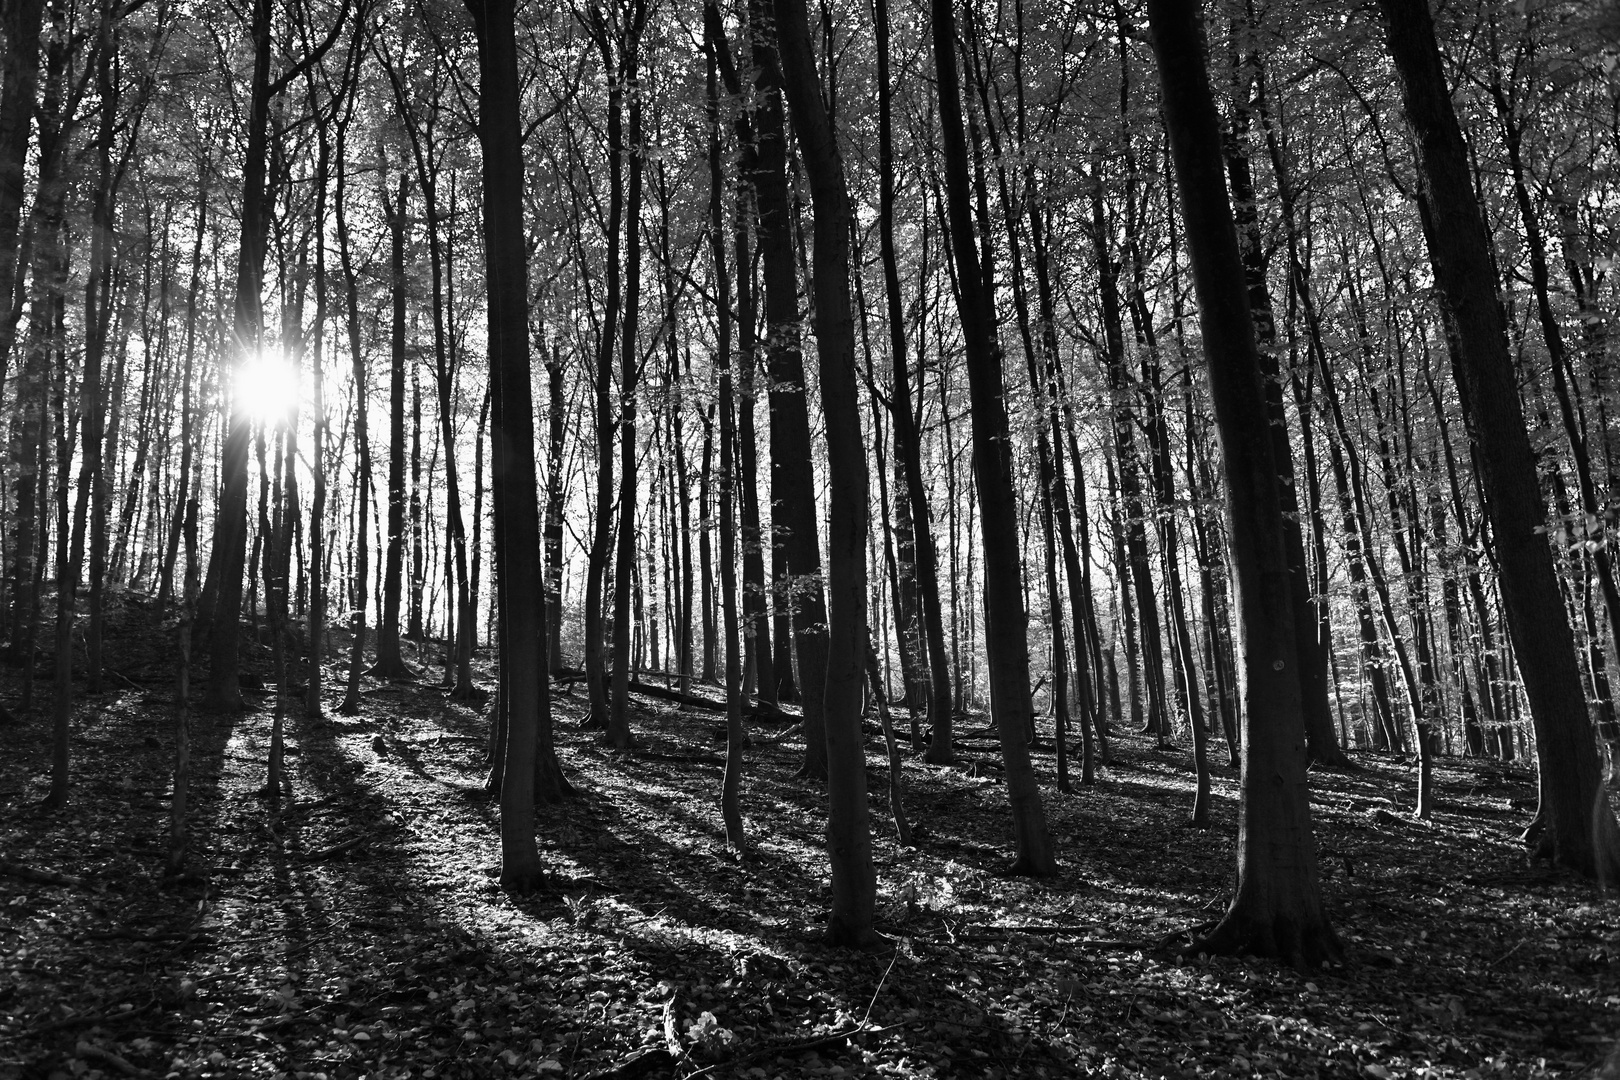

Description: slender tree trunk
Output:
[773,0,881,942]
[932,0,1054,875]
[706,41,746,850]
[606,28,646,749]
[306,108,331,718]
[335,111,372,717]
[159,168,207,609]
[372,174,413,679]
[733,186,774,703]
[205,0,277,711]
[544,342,567,675]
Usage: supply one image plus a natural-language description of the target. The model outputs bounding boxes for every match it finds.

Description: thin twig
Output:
[301,832,379,862]
[861,951,900,1026]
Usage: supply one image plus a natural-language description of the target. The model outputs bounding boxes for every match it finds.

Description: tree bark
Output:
[932,0,1054,875]
[750,0,826,769]
[772,0,881,944]
[1149,0,1339,963]
[371,173,414,679]
[1379,0,1616,877]
[468,0,553,892]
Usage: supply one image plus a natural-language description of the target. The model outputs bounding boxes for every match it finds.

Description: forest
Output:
[1,0,1619,1074]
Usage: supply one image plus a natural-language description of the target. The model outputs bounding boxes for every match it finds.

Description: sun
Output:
[237,349,300,427]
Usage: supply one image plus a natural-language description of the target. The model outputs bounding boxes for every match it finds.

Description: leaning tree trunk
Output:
[1149,0,1340,964]
[1379,0,1616,878]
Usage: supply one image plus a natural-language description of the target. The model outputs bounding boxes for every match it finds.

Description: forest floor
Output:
[2,609,1619,1079]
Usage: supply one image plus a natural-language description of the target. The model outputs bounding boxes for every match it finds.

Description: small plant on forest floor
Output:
[563,891,601,928]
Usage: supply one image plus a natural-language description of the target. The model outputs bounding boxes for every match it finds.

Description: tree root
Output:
[1182,909,1344,969]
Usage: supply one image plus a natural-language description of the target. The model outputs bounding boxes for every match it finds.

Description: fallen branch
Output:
[680,1020,913,1080]
[757,721,803,745]
[964,923,1148,948]
[83,929,210,944]
[300,832,379,862]
[0,860,87,888]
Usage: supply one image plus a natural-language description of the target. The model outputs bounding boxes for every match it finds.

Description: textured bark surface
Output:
[1379,0,1614,878]
[932,0,1054,876]
[772,0,880,945]
[469,0,549,893]
[1149,0,1339,964]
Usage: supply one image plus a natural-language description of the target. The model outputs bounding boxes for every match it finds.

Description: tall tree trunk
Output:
[205,0,276,711]
[0,0,45,391]
[544,340,566,675]
[158,165,207,609]
[1223,48,1347,768]
[732,186,774,703]
[750,0,826,768]
[582,0,630,730]
[468,0,554,893]
[773,0,881,943]
[1149,0,1340,963]
[607,32,645,750]
[1379,0,1616,877]
[932,0,1054,875]
[306,97,332,718]
[372,173,413,678]
[706,40,746,850]
[335,104,372,717]
[875,0,953,762]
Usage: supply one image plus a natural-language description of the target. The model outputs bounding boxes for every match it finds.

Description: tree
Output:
[875,0,954,764]
[1148,0,1340,964]
[1378,0,1619,878]
[370,171,415,680]
[468,0,549,893]
[204,0,348,711]
[772,0,881,945]
[705,34,745,850]
[747,0,831,774]
[932,0,1054,876]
